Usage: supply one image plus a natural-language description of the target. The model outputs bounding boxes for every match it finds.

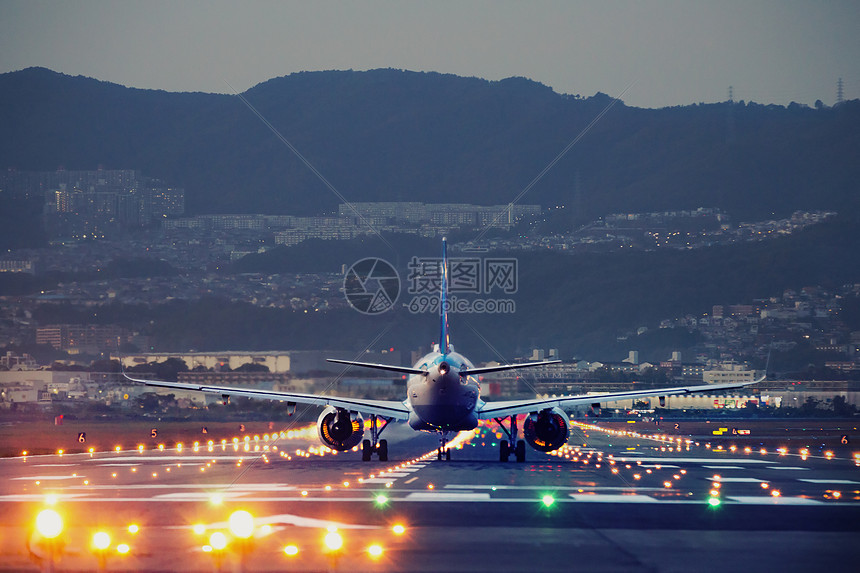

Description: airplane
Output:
[125,237,763,463]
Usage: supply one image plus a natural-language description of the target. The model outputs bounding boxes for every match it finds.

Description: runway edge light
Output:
[36,509,63,539]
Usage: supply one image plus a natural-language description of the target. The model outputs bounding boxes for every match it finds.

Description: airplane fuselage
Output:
[406,350,482,432]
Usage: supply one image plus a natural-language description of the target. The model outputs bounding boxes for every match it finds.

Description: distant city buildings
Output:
[161,202,543,247]
[338,202,541,232]
[460,207,836,253]
[36,324,132,354]
[0,351,37,370]
[0,258,36,274]
[2,168,185,240]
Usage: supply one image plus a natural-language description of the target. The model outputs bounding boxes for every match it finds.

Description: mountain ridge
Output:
[2,66,858,221]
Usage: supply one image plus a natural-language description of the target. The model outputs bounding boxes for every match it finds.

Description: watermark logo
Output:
[343,255,518,315]
[406,256,517,314]
[407,257,517,294]
[343,258,400,315]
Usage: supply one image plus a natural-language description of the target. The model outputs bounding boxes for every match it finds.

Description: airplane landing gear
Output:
[495,415,526,462]
[362,415,391,461]
[436,432,451,461]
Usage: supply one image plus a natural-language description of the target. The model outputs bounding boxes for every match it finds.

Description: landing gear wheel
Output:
[500,440,510,462]
[437,433,451,461]
[515,440,526,463]
[363,415,392,462]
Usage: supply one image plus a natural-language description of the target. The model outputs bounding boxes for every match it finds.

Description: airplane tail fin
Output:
[439,237,450,355]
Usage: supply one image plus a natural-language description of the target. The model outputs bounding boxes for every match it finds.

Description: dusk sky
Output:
[1,0,858,109]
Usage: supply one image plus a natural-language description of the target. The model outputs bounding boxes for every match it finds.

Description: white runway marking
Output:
[766,466,811,471]
[613,457,769,464]
[0,491,853,506]
[11,475,85,480]
[706,477,765,483]
[86,455,257,462]
[0,496,369,503]
[153,492,249,500]
[727,496,824,506]
[178,512,380,531]
[406,492,491,501]
[16,483,293,492]
[569,494,660,503]
[446,484,667,492]
[798,479,860,484]
[0,493,91,502]
[703,465,746,470]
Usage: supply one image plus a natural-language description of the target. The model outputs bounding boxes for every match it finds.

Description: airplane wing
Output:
[123,374,411,420]
[476,377,764,419]
[463,360,561,375]
[325,359,426,376]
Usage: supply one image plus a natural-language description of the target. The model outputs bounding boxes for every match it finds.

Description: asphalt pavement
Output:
[1,420,858,572]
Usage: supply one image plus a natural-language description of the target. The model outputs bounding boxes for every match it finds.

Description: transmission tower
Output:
[725,86,736,144]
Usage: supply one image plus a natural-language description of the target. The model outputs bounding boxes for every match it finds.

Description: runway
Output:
[1,420,858,572]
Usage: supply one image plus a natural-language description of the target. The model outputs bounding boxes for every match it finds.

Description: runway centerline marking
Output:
[568,494,660,503]
[445,484,668,492]
[613,457,770,464]
[153,492,250,500]
[58,483,295,491]
[406,492,490,501]
[12,475,85,480]
[85,455,260,462]
[726,496,825,505]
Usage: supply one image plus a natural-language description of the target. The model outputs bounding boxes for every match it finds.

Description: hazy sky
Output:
[1,0,858,108]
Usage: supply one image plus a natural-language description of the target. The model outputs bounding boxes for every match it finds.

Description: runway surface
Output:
[1,419,859,572]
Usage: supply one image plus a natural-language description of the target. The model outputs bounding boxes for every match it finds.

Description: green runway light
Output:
[374,494,389,506]
[708,497,721,507]
[541,494,555,507]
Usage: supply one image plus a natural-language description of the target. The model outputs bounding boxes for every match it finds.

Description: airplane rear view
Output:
[126,237,763,462]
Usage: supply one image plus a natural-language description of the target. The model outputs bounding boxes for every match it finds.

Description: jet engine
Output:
[523,407,570,452]
[317,406,364,451]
